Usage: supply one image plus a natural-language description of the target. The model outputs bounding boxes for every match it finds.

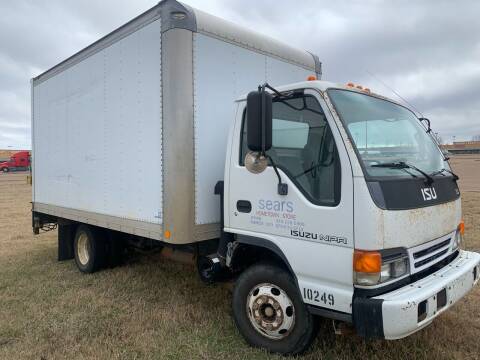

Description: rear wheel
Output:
[1,167,9,173]
[232,263,317,355]
[74,225,105,273]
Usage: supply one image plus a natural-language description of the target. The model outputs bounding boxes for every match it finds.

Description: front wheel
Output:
[1,167,9,173]
[232,263,317,355]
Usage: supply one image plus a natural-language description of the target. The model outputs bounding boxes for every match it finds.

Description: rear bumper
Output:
[353,250,480,339]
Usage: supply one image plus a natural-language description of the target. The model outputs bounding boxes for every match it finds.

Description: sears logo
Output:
[258,199,294,212]
[421,187,437,201]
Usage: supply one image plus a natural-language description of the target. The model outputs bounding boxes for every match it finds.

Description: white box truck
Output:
[31,0,480,355]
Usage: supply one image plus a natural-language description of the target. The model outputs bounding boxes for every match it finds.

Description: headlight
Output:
[380,257,409,282]
[354,249,409,286]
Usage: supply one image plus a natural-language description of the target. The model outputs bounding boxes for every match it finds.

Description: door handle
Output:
[236,200,252,213]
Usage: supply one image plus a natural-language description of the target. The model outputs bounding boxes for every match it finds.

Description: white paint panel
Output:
[194,34,313,224]
[33,19,162,224]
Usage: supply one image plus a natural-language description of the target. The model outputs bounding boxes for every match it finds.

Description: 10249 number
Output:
[303,288,334,306]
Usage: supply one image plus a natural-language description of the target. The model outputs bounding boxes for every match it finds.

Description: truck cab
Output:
[0,151,30,172]
[223,79,480,351]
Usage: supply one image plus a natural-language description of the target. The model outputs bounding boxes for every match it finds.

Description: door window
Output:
[240,94,341,206]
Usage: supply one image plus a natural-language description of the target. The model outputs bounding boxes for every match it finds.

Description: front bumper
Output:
[353,250,480,339]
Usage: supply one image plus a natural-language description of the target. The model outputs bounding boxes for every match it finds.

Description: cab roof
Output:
[236,80,405,109]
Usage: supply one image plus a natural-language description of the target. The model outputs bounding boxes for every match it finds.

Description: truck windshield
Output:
[327,89,446,179]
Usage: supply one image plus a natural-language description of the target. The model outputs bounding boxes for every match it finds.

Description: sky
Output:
[1,0,479,149]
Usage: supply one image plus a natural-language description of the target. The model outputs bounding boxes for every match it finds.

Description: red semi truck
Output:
[0,151,31,172]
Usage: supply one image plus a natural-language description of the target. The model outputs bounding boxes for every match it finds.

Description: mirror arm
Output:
[262,83,323,115]
[419,117,432,133]
[263,83,283,97]
[261,84,266,154]
[267,155,288,196]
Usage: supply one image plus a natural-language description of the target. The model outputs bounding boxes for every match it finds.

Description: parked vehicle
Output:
[31,0,480,355]
[0,151,30,172]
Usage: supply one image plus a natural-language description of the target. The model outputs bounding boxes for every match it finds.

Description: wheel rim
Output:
[77,232,90,265]
[246,283,295,340]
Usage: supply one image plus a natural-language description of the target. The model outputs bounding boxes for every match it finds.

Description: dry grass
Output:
[0,159,479,359]
[449,154,480,193]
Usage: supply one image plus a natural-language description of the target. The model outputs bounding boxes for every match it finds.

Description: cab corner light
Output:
[458,220,465,236]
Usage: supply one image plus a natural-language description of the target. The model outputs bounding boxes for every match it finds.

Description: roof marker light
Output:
[347,82,355,87]
[307,75,317,81]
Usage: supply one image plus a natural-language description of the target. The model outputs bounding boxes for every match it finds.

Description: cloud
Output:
[0,0,479,148]
[209,0,480,143]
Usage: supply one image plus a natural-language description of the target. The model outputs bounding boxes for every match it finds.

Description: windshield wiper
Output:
[369,162,418,179]
[429,168,459,181]
[371,161,434,185]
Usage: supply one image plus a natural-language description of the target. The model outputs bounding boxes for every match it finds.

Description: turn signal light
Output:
[353,250,381,273]
[164,230,171,239]
[458,220,465,236]
[307,75,317,81]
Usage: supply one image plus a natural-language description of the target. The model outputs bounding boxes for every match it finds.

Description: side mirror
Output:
[247,89,272,152]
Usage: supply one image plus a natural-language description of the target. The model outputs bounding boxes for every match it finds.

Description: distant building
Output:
[441,141,480,154]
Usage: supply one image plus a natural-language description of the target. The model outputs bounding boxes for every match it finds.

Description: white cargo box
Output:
[32,0,320,244]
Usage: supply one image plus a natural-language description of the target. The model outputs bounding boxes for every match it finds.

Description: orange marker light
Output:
[458,220,465,236]
[356,85,363,90]
[347,82,355,87]
[307,75,317,81]
[164,230,171,239]
[353,250,381,273]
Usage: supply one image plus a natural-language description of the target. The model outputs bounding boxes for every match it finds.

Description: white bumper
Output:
[377,250,480,339]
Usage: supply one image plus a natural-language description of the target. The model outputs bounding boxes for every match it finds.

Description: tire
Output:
[232,263,317,355]
[73,225,105,273]
[1,167,9,173]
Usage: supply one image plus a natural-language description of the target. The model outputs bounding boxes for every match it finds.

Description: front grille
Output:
[409,235,453,273]
[413,239,450,260]
[415,248,448,268]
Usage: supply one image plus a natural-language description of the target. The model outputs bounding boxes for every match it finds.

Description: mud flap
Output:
[353,296,384,338]
[58,222,75,261]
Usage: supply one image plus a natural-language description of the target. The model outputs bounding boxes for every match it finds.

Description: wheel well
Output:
[230,242,294,278]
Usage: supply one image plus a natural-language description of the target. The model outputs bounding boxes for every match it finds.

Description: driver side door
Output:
[225,89,355,313]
